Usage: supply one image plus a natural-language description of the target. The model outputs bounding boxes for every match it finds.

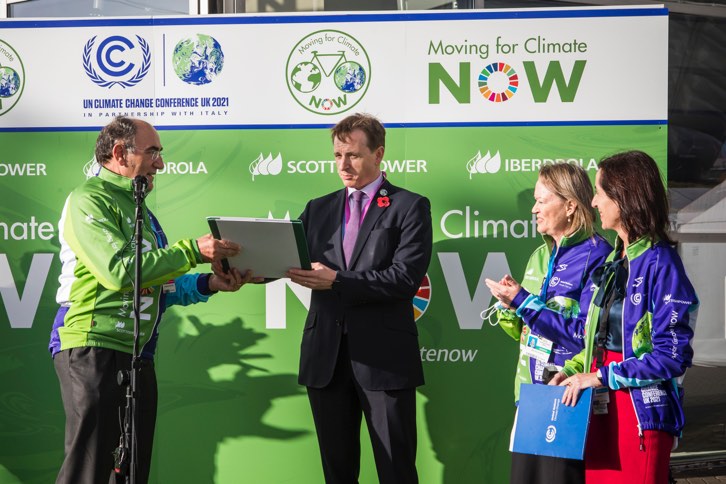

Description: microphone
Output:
[132,175,148,202]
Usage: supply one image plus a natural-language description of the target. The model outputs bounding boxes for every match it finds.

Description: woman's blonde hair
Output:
[538,163,596,237]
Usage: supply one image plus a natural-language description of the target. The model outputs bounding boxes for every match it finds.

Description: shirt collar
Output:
[98,165,134,191]
[347,172,383,201]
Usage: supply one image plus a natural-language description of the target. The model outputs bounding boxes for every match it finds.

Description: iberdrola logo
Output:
[286,29,371,115]
[467,150,502,178]
[0,39,25,116]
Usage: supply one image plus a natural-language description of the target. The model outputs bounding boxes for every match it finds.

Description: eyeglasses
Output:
[128,147,163,161]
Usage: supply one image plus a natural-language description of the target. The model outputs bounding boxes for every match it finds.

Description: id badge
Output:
[593,387,610,415]
[162,280,176,293]
[520,333,553,362]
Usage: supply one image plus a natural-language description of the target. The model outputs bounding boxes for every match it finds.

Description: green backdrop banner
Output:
[0,8,667,484]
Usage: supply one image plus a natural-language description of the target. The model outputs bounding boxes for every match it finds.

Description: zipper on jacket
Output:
[623,255,645,452]
[539,245,559,300]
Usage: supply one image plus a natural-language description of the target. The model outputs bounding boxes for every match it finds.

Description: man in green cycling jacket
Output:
[49,116,251,484]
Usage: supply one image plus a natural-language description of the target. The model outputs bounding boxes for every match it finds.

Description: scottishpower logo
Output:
[249,152,427,180]
[83,35,151,88]
[0,39,25,116]
[250,153,283,180]
[467,149,598,177]
[286,29,371,115]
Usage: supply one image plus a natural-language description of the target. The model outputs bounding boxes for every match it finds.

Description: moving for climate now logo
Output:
[428,36,588,105]
[0,39,25,116]
[286,29,371,115]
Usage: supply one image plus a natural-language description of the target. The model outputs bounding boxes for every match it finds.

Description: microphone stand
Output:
[116,176,147,484]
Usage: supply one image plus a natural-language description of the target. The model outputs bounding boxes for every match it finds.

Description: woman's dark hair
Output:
[598,150,674,245]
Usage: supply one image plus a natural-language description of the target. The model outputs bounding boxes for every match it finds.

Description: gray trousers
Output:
[54,347,157,484]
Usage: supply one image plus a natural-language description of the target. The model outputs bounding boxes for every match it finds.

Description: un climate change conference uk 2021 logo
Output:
[173,34,224,85]
[0,40,25,116]
[83,35,150,88]
[286,30,370,115]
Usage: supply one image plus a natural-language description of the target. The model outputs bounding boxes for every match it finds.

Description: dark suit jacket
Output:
[298,179,432,391]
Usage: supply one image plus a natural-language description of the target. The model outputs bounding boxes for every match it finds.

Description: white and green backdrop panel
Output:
[0,6,666,483]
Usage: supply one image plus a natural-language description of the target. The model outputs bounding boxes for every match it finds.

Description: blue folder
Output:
[511,384,593,460]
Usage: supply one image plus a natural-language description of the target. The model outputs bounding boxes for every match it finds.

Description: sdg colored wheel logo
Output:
[286,29,371,115]
[478,62,518,102]
[0,40,25,116]
[413,274,432,322]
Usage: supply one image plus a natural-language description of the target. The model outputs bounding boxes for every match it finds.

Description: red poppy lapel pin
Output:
[377,188,390,208]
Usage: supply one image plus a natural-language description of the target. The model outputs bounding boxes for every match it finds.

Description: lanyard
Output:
[592,257,628,368]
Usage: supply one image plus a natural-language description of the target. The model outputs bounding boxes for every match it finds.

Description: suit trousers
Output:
[510,451,584,484]
[307,336,418,484]
[54,347,157,484]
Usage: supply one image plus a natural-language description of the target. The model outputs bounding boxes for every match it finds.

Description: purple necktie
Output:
[343,190,364,266]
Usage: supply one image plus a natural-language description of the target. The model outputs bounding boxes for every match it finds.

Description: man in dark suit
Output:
[287,113,432,484]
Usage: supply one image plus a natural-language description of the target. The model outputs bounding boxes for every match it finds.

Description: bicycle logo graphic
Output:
[286,29,371,116]
[0,39,25,116]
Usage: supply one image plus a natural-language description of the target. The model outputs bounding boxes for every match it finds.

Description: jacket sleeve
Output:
[494,250,538,342]
[512,271,593,353]
[334,196,433,305]
[562,348,586,376]
[601,249,697,390]
[63,190,203,291]
[496,308,523,342]
[512,259,603,354]
[165,273,212,307]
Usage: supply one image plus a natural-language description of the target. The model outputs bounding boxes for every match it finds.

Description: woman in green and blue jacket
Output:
[486,162,611,484]
[555,151,698,484]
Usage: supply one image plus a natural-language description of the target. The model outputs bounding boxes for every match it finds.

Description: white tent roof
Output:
[674,180,726,234]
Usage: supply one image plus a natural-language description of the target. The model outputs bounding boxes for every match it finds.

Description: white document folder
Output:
[207,217,311,279]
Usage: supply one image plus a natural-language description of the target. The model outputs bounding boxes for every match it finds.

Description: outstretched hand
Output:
[286,262,337,290]
[196,234,241,262]
[209,268,262,292]
[559,372,602,406]
[484,274,522,309]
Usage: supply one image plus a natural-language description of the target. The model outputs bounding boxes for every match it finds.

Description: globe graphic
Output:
[334,61,366,93]
[172,34,224,85]
[0,66,20,98]
[291,62,321,93]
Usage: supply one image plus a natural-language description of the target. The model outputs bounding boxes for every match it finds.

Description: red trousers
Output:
[585,349,673,484]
